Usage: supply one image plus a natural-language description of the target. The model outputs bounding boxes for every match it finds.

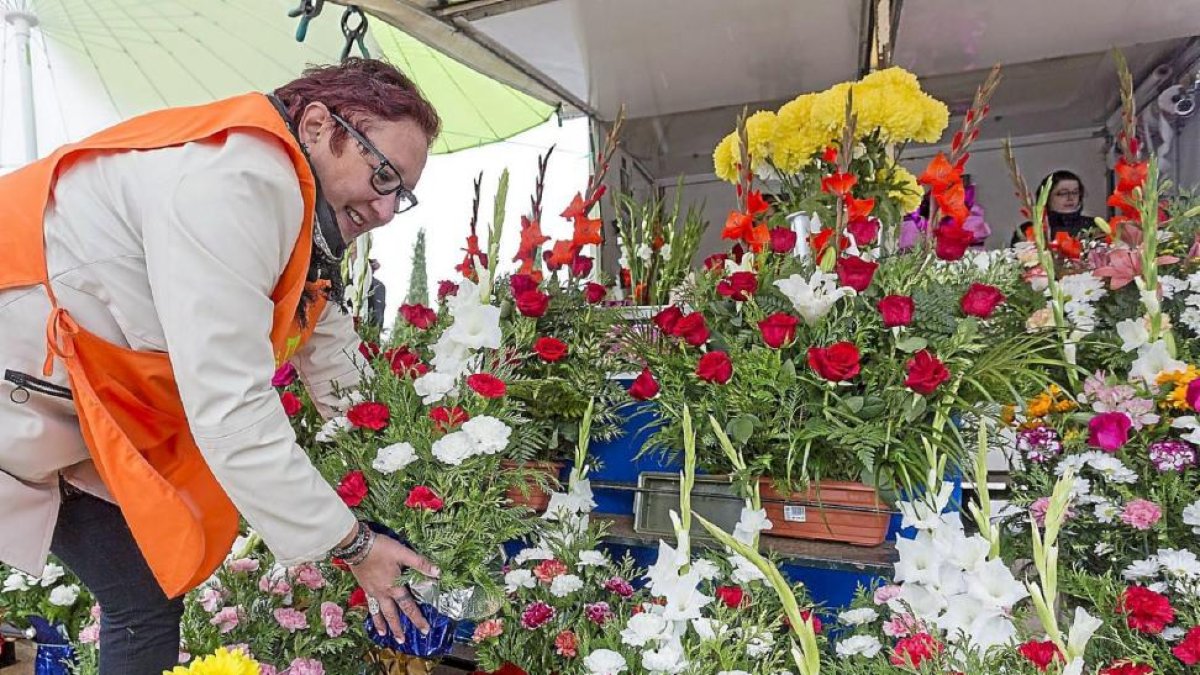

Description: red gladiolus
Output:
[1117,585,1176,634]
[905,350,951,396]
[534,336,569,362]
[1172,626,1200,665]
[878,295,915,327]
[336,471,368,507]
[347,402,390,431]
[821,172,857,197]
[509,274,538,297]
[585,282,607,304]
[717,271,759,301]
[845,196,875,221]
[715,585,745,608]
[1017,640,1063,672]
[799,610,822,634]
[515,290,551,318]
[1088,412,1133,452]
[835,255,878,292]
[400,303,438,329]
[890,632,942,668]
[960,283,1006,318]
[652,306,684,333]
[280,391,302,417]
[807,342,861,382]
[405,486,444,511]
[1100,661,1154,675]
[759,313,800,348]
[430,406,469,432]
[670,313,710,347]
[934,222,974,260]
[821,146,838,164]
[696,351,733,384]
[770,227,797,254]
[467,373,507,399]
[628,367,660,401]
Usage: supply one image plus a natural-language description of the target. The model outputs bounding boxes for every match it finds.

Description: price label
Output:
[783,505,807,522]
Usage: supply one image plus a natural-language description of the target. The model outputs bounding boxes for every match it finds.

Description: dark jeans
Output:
[51,484,183,675]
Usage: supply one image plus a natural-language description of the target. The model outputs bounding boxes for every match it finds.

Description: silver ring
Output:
[366,596,381,615]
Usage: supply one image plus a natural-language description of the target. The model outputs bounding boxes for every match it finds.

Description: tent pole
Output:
[5,10,39,162]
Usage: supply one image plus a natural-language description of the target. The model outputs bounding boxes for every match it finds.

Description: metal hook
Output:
[340,5,370,62]
[288,0,325,42]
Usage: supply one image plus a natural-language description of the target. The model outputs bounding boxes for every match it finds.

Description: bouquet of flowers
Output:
[612,181,710,307]
[0,559,93,644]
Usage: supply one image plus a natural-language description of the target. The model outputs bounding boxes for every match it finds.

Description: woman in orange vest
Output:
[0,59,440,674]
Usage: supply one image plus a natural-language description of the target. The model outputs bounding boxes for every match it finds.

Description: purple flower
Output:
[1017,426,1063,463]
[897,212,929,250]
[271,363,298,388]
[585,601,614,625]
[1147,440,1197,472]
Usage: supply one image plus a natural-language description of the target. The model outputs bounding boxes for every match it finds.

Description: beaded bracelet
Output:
[330,521,373,564]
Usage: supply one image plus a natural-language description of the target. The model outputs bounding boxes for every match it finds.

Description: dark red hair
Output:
[274,58,440,153]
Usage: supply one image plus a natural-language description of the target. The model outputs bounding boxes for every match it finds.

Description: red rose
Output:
[1017,640,1063,672]
[703,253,728,271]
[696,351,733,384]
[652,306,684,333]
[846,216,879,246]
[405,485,444,511]
[890,632,942,668]
[878,295,915,328]
[1173,626,1200,665]
[670,313,710,347]
[905,350,951,395]
[835,255,878,292]
[336,470,368,507]
[1100,661,1154,675]
[1118,585,1175,634]
[715,585,745,608]
[534,336,569,362]
[717,271,759,302]
[437,280,459,301]
[467,373,507,399]
[347,401,390,431]
[430,406,469,432]
[515,290,550,318]
[960,283,1006,318]
[807,342,861,382]
[759,313,799,349]
[400,303,438,329]
[628,367,660,401]
[280,391,303,417]
[348,586,368,608]
[934,222,974,260]
[769,227,797,254]
[509,274,538,297]
[571,255,593,278]
[358,341,381,359]
[584,282,607,304]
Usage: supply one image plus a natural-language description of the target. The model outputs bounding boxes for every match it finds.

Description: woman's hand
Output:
[348,534,441,641]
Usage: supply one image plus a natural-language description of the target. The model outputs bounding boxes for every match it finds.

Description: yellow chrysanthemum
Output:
[1026,394,1053,419]
[771,94,827,173]
[912,94,950,143]
[167,648,260,675]
[1164,384,1192,411]
[885,163,923,214]
[713,132,739,183]
[711,110,777,184]
[809,82,854,136]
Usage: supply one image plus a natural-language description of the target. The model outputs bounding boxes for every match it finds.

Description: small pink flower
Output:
[228,558,260,574]
[78,623,100,645]
[287,657,325,675]
[873,585,902,605]
[1027,497,1073,528]
[604,577,634,598]
[1121,499,1162,530]
[585,601,614,625]
[89,603,102,620]
[1088,412,1132,452]
[472,618,504,642]
[209,606,242,634]
[199,587,225,613]
[519,601,556,630]
[178,652,191,665]
[273,607,309,633]
[882,613,922,638]
[226,644,253,658]
[259,574,292,596]
[320,602,347,638]
[258,666,278,675]
[292,564,326,590]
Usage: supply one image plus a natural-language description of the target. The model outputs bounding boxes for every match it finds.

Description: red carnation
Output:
[400,303,438,330]
[515,290,550,318]
[703,253,728,271]
[1017,640,1063,672]
[437,280,459,301]
[336,470,368,507]
[835,255,878,292]
[878,295,915,328]
[715,585,746,609]
[1117,585,1175,634]
[430,406,469,432]
[807,342,861,382]
[405,485,444,511]
[1100,661,1154,675]
[890,632,942,668]
[554,629,578,658]
[628,367,660,401]
[696,351,733,384]
[358,341,381,359]
[670,313,710,347]
[1172,626,1200,665]
[759,313,800,348]
[770,228,797,254]
[571,255,593,278]
[467,373,507,399]
[384,346,428,378]
[347,401,390,431]
[584,282,607,304]
[717,271,758,302]
[280,391,302,417]
[533,336,569,362]
[905,350,951,396]
[960,283,1006,318]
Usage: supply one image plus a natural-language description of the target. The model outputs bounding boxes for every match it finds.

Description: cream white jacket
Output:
[0,131,363,575]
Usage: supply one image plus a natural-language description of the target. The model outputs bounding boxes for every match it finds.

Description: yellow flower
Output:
[1165,383,1193,411]
[1026,394,1053,419]
[885,163,923,214]
[1026,384,1070,419]
[167,648,259,675]
[771,94,826,173]
[1156,364,1199,388]
[1063,429,1084,444]
[711,111,777,184]
[713,132,739,183]
[1000,404,1016,426]
[913,94,950,143]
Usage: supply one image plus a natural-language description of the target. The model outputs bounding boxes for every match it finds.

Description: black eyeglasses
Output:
[330,113,418,214]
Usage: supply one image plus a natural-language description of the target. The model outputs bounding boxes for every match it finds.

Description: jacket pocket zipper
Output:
[4,369,74,402]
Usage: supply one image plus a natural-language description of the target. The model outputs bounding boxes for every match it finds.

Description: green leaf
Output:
[843,396,864,414]
[858,395,886,420]
[727,415,759,443]
[905,394,927,422]
[895,336,928,353]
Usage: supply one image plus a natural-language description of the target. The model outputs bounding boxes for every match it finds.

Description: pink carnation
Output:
[1028,497,1074,528]
[209,606,241,634]
[90,603,102,620]
[273,607,309,633]
[873,585,902,605]
[293,564,326,590]
[585,601,614,625]
[1120,499,1162,530]
[258,666,278,675]
[472,618,504,642]
[287,657,325,675]
[199,587,225,613]
[882,613,923,638]
[320,602,347,638]
[604,577,635,598]
[78,623,100,645]
[227,558,260,574]
[259,574,291,596]
[519,601,556,630]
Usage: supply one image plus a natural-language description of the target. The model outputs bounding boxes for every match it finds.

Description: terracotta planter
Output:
[501,460,564,512]
[758,478,890,546]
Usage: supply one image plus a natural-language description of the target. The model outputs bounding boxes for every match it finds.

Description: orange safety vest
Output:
[0,93,326,598]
